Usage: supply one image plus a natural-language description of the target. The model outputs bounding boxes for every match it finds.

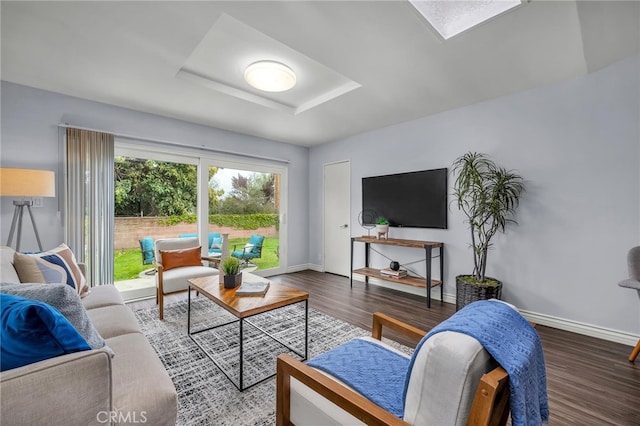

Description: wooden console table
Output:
[350,236,444,308]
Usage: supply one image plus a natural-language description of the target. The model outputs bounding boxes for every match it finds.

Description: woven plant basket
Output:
[455,276,503,311]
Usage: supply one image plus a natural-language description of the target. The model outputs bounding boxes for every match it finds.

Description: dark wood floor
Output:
[129,270,640,425]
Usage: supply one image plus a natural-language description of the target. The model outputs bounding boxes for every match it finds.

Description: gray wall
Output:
[309,54,640,335]
[2,54,638,336]
[0,81,309,268]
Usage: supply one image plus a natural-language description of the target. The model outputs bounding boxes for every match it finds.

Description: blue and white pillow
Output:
[13,244,88,296]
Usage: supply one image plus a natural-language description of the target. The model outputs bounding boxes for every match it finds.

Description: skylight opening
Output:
[409,0,523,40]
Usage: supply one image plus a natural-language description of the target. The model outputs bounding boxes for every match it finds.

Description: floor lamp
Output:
[0,168,56,252]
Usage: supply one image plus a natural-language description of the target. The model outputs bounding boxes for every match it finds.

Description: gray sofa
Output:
[0,246,178,425]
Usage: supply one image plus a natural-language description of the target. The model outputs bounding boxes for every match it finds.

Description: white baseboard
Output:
[519,310,639,346]
[307,263,324,272]
[288,268,639,346]
[287,263,324,273]
[346,274,640,347]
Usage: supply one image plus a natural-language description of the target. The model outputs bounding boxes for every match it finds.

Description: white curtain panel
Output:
[65,128,115,286]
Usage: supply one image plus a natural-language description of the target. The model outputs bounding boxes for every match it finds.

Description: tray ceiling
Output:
[1,1,638,146]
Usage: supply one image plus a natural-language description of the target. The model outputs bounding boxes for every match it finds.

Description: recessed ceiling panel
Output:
[177,13,360,115]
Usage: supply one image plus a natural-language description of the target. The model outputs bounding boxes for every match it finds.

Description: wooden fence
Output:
[114,217,278,250]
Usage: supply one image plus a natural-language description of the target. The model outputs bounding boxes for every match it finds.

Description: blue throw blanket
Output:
[405,300,549,426]
[307,338,409,417]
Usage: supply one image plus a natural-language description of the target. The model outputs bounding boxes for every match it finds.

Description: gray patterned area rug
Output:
[133,298,408,426]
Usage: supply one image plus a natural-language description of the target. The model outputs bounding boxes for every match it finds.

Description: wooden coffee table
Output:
[187,272,309,391]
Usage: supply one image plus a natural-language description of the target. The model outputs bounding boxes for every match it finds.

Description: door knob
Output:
[340,224,349,228]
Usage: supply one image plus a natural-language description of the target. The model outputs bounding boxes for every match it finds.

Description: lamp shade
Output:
[0,168,56,197]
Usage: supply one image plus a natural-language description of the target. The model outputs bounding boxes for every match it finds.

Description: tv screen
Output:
[362,168,447,229]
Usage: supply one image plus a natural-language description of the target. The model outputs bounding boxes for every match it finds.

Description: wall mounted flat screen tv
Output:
[362,168,447,229]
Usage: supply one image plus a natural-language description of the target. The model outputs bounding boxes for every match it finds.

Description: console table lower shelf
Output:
[353,267,443,306]
[353,267,442,289]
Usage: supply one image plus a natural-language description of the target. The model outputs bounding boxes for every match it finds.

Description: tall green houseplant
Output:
[452,152,525,309]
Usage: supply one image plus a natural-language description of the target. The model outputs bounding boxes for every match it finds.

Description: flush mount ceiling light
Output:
[409,0,524,40]
[244,61,296,92]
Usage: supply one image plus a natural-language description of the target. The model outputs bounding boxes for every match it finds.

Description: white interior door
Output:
[324,161,351,276]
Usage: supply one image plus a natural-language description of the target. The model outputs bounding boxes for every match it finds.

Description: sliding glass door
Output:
[200,158,287,277]
[113,143,288,300]
[113,146,198,300]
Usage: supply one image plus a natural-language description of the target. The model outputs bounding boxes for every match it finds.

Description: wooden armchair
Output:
[277,312,510,426]
[155,237,218,320]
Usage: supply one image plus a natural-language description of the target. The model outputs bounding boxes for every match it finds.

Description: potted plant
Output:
[221,257,242,289]
[451,152,525,310]
[376,217,389,239]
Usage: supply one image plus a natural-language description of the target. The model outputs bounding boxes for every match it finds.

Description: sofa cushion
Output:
[0,246,20,283]
[0,293,91,371]
[107,333,178,426]
[82,284,124,310]
[0,349,112,426]
[86,305,142,339]
[0,283,114,357]
[13,244,88,296]
[159,265,218,294]
[160,246,203,271]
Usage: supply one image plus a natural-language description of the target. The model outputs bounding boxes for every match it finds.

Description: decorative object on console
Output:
[389,260,400,271]
[358,209,377,236]
[222,257,242,289]
[452,152,525,310]
[0,168,56,252]
[375,217,389,239]
[380,268,407,278]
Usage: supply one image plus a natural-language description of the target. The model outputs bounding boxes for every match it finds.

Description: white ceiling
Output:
[1,1,638,147]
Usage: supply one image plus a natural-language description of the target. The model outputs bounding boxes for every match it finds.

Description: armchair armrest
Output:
[232,244,252,255]
[276,353,410,426]
[371,312,427,343]
[0,349,112,425]
[467,366,510,426]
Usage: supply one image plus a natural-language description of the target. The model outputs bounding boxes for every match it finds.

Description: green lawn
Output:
[114,237,280,281]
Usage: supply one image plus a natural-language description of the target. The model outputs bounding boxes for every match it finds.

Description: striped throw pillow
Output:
[13,244,88,297]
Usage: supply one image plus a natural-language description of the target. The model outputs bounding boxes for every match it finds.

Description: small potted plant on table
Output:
[376,217,389,239]
[222,257,242,289]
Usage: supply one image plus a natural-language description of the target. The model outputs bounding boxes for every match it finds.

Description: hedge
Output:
[158,214,278,230]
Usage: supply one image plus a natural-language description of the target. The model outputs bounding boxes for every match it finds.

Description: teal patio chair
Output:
[178,232,223,257]
[231,235,265,267]
[138,236,156,275]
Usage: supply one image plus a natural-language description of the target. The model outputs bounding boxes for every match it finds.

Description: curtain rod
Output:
[58,123,290,164]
